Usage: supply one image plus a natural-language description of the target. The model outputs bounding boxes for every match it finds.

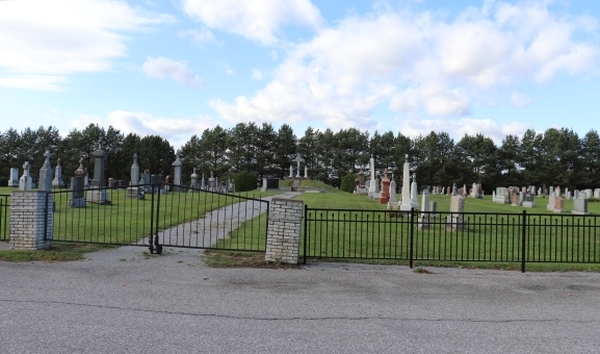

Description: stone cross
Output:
[295,155,302,177]
[43,150,51,167]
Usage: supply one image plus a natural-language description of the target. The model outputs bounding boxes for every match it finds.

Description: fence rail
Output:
[303,207,600,272]
[0,194,9,241]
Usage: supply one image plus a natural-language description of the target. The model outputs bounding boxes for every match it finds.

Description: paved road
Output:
[2,245,600,353]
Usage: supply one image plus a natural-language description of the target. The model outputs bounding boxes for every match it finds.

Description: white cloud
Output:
[182,0,324,45]
[210,1,598,131]
[142,57,204,88]
[252,69,263,80]
[107,110,213,149]
[0,75,67,91]
[510,92,532,107]
[0,0,168,91]
[178,28,219,46]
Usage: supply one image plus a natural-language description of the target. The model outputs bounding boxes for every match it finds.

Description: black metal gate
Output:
[0,194,9,241]
[47,183,269,253]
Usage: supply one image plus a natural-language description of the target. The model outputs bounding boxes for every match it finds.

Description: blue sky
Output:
[1,0,599,149]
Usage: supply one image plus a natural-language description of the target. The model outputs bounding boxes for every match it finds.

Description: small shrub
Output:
[340,173,357,193]
[588,197,600,203]
[233,170,257,192]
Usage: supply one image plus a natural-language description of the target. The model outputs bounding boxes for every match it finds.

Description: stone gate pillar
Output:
[265,198,303,264]
[10,191,53,250]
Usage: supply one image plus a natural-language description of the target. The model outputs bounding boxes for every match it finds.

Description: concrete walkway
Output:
[157,191,300,248]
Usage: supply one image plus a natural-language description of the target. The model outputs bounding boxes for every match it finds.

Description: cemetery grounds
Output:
[2,182,600,272]
[210,180,600,272]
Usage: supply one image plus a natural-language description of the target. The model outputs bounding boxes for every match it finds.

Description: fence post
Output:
[521,210,527,273]
[303,204,308,265]
[409,208,415,268]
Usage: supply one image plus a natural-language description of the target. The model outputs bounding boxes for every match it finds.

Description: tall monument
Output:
[400,155,414,211]
[87,139,111,204]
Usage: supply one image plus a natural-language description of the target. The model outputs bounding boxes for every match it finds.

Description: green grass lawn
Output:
[0,186,271,245]
[211,182,600,271]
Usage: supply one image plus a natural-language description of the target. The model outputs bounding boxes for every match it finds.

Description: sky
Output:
[1,0,600,150]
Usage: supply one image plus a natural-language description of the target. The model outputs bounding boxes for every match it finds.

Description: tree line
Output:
[1,123,599,193]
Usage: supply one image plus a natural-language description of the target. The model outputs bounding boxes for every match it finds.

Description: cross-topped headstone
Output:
[38,150,53,191]
[295,155,302,177]
[44,150,51,166]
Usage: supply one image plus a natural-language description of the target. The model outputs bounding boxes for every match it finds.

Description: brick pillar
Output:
[265,198,303,264]
[10,191,53,250]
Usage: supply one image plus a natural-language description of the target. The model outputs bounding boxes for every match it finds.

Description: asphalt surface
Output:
[2,245,600,353]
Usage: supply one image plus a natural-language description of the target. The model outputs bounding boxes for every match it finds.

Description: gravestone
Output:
[511,190,520,206]
[38,150,53,191]
[172,154,182,191]
[208,171,216,191]
[67,159,86,208]
[418,189,431,229]
[261,178,280,191]
[522,193,536,208]
[295,155,302,178]
[492,187,508,204]
[518,191,524,205]
[143,172,151,193]
[451,183,457,196]
[572,197,589,215]
[547,194,556,211]
[9,167,19,187]
[190,168,199,191]
[87,140,110,204]
[200,173,206,190]
[304,165,308,179]
[289,165,293,178]
[594,189,600,199]
[400,156,415,212]
[388,180,397,203]
[357,170,365,188]
[585,189,593,199]
[368,154,378,197]
[356,169,368,195]
[446,195,466,231]
[126,154,144,199]
[84,168,89,188]
[409,173,419,209]
[430,200,437,217]
[379,169,390,204]
[470,183,477,198]
[151,174,165,194]
[553,197,565,213]
[19,161,32,191]
[52,158,65,188]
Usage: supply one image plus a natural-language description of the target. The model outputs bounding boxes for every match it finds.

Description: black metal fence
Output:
[47,183,269,253]
[303,207,600,272]
[0,194,9,241]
